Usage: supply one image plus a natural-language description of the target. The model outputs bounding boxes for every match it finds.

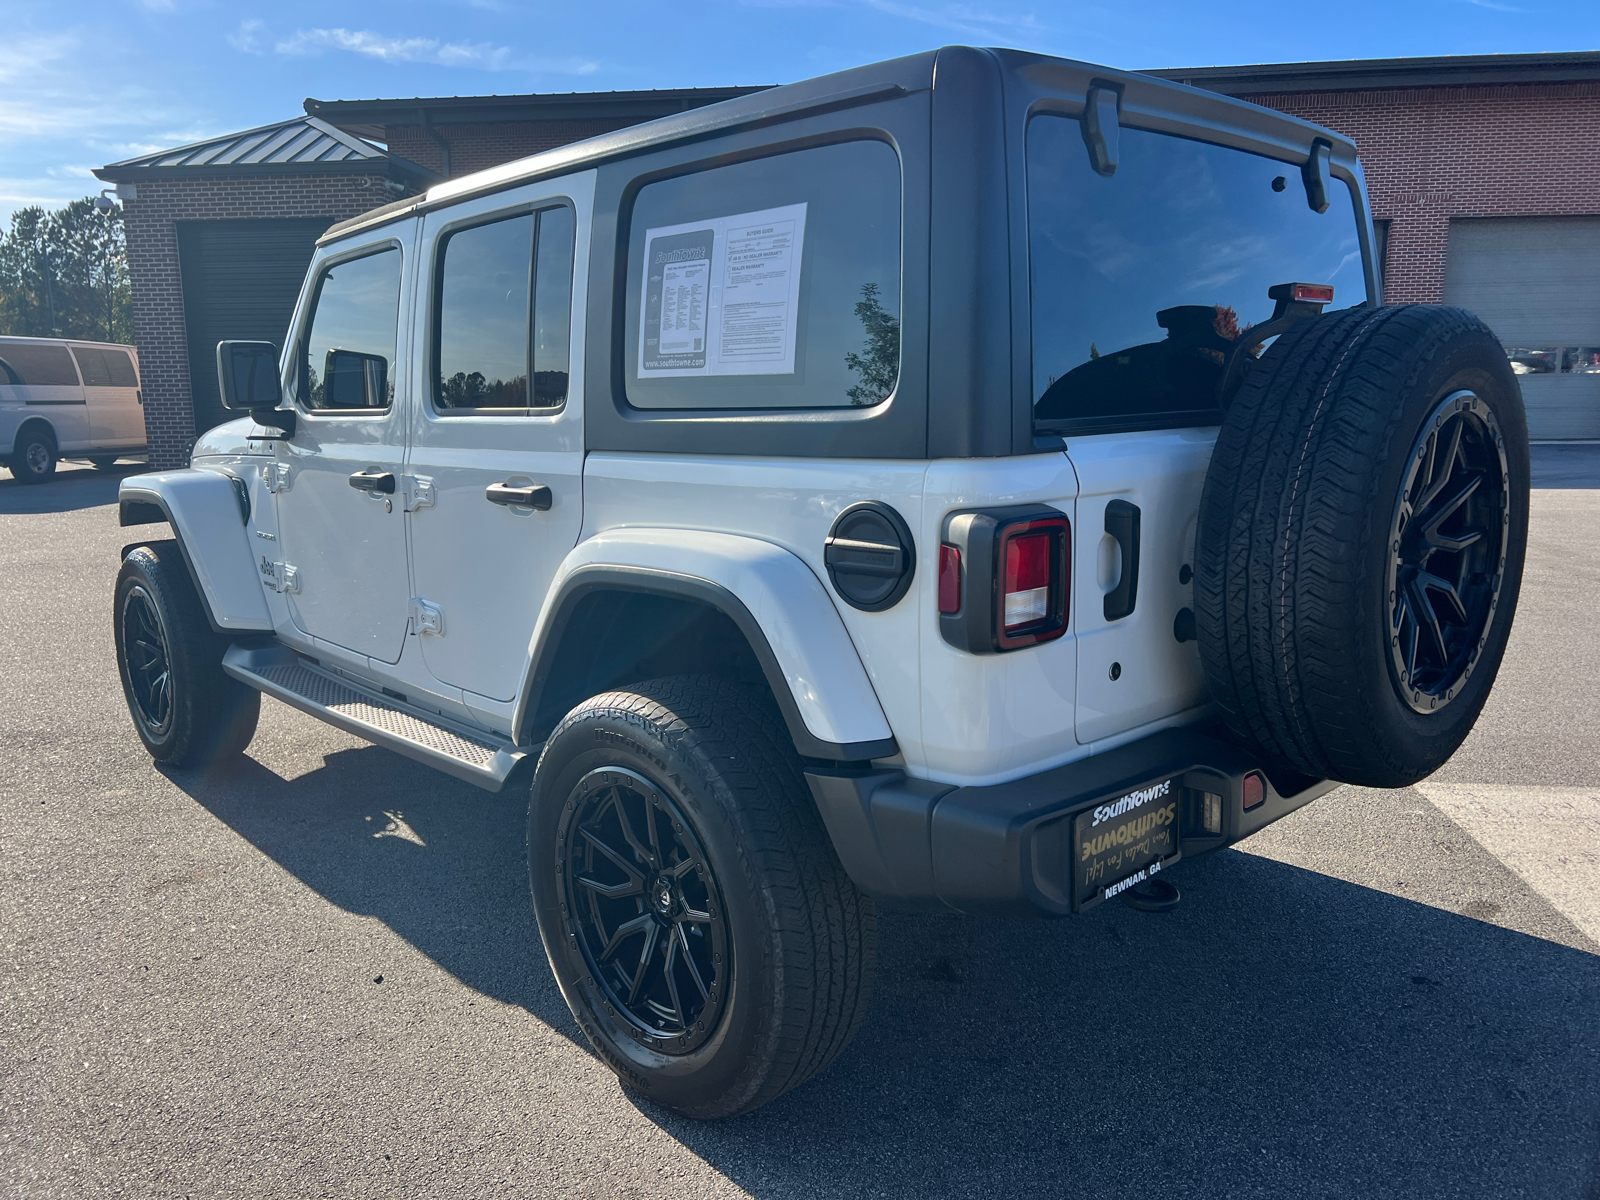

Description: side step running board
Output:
[223,644,530,792]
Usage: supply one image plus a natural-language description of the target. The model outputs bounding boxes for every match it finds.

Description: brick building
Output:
[98,55,1600,464]
[1151,51,1600,439]
[94,118,438,468]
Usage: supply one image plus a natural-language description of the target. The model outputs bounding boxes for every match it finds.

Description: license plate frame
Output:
[1073,774,1183,910]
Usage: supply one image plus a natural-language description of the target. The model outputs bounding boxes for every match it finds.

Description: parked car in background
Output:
[0,336,146,482]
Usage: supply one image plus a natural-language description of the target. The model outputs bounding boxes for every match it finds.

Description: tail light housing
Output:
[939,506,1070,653]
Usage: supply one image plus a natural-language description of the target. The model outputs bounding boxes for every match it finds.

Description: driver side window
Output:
[301,247,403,411]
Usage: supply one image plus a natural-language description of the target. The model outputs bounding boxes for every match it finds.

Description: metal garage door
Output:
[177,218,332,436]
[1443,216,1600,440]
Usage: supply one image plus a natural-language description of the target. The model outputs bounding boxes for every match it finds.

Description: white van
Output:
[0,336,146,483]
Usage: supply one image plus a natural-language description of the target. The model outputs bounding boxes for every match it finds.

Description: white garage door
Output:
[1443,216,1600,440]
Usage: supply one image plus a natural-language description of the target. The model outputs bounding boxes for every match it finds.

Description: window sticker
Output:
[638,203,807,378]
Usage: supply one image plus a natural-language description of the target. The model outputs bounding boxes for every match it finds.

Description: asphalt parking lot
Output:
[3,449,1598,1199]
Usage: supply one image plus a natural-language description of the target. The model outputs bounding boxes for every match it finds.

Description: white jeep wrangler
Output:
[114,47,1529,1119]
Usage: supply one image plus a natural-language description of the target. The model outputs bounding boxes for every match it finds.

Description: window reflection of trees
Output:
[845,282,899,406]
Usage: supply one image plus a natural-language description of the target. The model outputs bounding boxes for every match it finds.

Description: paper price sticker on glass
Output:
[1072,776,1182,909]
[638,203,807,378]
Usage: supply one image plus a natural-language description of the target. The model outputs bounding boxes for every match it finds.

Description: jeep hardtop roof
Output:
[319,46,1358,247]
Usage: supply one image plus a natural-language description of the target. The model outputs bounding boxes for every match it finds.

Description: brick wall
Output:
[386,119,639,178]
[1247,82,1600,303]
[121,174,396,469]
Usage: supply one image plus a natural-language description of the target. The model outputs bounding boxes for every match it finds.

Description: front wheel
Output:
[114,542,260,767]
[528,676,876,1119]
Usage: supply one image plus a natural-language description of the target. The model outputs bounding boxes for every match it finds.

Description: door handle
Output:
[486,482,552,511]
[1103,499,1141,622]
[348,469,396,495]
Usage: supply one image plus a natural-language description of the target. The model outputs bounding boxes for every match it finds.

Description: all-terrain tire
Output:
[114,542,260,767]
[528,675,877,1119]
[11,424,57,484]
[1196,304,1529,788]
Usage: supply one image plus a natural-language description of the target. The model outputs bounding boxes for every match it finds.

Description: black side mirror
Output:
[216,340,294,435]
[324,348,389,409]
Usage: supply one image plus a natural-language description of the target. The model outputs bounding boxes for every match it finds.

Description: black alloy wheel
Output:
[559,766,730,1054]
[120,583,174,738]
[113,541,260,767]
[528,676,877,1118]
[1385,390,1510,713]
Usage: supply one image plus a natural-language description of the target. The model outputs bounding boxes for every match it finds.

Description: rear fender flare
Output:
[516,529,898,761]
[119,469,273,634]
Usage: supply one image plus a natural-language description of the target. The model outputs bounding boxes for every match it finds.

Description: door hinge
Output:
[402,474,436,513]
[260,557,300,594]
[410,597,444,636]
[261,462,292,493]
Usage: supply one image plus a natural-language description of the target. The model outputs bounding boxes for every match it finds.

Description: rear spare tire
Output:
[1196,304,1529,788]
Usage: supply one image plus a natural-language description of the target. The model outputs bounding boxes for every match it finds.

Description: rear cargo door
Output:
[1068,430,1209,745]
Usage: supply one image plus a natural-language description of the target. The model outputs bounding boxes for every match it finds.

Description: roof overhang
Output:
[1147,50,1600,94]
[305,86,774,139]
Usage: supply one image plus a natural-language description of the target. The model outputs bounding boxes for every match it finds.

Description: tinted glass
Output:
[624,139,901,410]
[436,214,533,410]
[71,347,136,387]
[1029,117,1369,432]
[303,248,402,410]
[0,343,80,386]
[532,206,574,407]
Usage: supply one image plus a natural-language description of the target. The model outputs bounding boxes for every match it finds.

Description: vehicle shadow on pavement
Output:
[170,748,1600,1199]
[654,850,1600,1198]
[167,746,584,1042]
[0,462,145,514]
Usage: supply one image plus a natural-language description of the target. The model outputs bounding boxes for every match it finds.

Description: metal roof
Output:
[1148,50,1600,94]
[94,116,438,185]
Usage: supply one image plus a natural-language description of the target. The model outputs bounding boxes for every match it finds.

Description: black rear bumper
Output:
[805,726,1336,916]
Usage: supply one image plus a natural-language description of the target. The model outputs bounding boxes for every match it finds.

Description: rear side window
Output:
[1028,116,1369,433]
[0,343,80,387]
[623,139,902,410]
[433,203,574,413]
[72,347,139,388]
[301,247,402,411]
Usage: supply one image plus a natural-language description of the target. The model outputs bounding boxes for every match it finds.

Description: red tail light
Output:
[995,516,1070,649]
[938,544,962,614]
[1291,283,1335,303]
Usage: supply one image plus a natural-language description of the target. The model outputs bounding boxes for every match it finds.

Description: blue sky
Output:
[3,0,1597,225]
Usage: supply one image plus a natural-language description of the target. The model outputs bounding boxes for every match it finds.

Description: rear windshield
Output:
[1028,116,1369,434]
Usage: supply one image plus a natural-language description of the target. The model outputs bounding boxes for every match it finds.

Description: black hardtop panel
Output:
[994,48,1358,164]
[319,51,941,247]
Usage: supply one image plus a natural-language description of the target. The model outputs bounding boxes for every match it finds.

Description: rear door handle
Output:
[486,482,552,510]
[348,469,396,495]
[1103,499,1141,622]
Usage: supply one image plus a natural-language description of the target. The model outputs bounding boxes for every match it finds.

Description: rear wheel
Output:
[1195,304,1529,788]
[11,425,57,484]
[528,675,876,1119]
[114,542,260,767]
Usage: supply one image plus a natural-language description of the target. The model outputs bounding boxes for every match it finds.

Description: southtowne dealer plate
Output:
[1073,776,1181,909]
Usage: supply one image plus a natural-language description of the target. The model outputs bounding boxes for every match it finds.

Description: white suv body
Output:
[115,46,1529,1118]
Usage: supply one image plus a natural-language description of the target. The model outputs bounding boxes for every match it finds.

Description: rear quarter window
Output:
[623,139,902,411]
[1028,115,1369,434]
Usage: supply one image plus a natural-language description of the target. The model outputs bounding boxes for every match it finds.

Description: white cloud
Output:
[274,27,597,74]
[228,19,265,53]
[859,0,1047,40]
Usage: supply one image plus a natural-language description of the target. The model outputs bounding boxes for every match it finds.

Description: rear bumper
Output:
[806,727,1337,916]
